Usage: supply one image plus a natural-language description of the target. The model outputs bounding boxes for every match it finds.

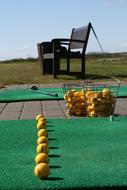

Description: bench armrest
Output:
[52,38,70,46]
[52,38,70,42]
[52,38,86,52]
[52,38,86,44]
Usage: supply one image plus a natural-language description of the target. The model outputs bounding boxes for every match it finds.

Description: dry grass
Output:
[0,54,127,85]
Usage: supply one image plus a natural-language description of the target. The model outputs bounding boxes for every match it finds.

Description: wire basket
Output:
[62,77,121,117]
[63,82,87,116]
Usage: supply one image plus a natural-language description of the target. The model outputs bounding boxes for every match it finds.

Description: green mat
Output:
[0,88,64,102]
[0,85,127,102]
[117,85,127,98]
[1,117,127,189]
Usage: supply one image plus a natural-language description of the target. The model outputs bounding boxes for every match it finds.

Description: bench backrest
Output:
[69,22,91,53]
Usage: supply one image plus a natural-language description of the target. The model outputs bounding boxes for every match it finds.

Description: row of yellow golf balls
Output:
[34,114,50,179]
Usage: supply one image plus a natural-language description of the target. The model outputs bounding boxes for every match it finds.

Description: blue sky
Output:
[0,0,127,60]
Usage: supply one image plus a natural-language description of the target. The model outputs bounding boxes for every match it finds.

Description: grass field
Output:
[0,53,127,85]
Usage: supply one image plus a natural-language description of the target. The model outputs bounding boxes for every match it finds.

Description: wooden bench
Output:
[37,22,92,78]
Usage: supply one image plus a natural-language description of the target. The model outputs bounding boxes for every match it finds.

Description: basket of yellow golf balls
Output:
[63,82,87,116]
[63,77,121,117]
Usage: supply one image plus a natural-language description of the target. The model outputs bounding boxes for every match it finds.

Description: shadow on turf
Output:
[49,154,61,158]
[47,129,55,132]
[43,177,64,181]
[48,138,57,141]
[49,146,59,149]
[49,165,61,169]
[47,124,55,128]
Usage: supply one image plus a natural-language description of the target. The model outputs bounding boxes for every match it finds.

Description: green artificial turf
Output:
[0,85,127,102]
[1,117,127,189]
[0,88,64,102]
[117,85,127,98]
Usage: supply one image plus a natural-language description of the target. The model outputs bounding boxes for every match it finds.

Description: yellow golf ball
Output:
[36,114,43,122]
[38,128,48,137]
[36,143,49,154]
[35,153,49,164]
[34,163,50,178]
[37,120,46,130]
[37,136,48,144]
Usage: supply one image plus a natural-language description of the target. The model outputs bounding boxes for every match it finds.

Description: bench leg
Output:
[53,59,57,79]
[67,57,70,73]
[81,56,85,78]
[53,57,59,79]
